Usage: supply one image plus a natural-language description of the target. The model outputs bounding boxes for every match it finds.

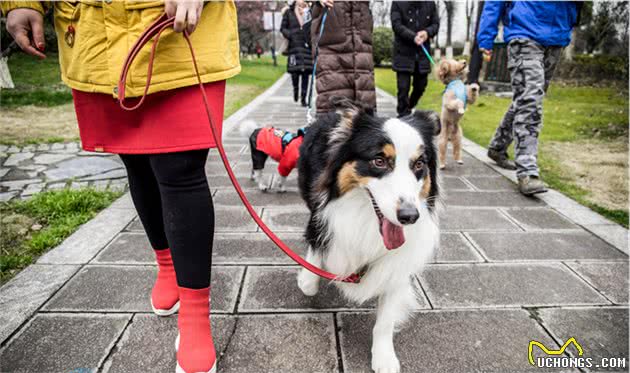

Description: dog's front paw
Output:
[456,159,464,165]
[439,163,446,170]
[371,350,400,373]
[258,182,269,192]
[276,185,287,193]
[297,268,320,296]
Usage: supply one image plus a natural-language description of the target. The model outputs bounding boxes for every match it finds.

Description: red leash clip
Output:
[117,14,362,284]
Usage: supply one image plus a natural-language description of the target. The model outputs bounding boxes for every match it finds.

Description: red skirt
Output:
[72,81,225,154]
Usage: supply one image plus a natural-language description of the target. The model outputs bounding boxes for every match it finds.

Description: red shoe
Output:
[151,248,180,316]
[175,287,216,373]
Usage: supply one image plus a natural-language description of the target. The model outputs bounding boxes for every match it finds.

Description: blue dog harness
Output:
[444,79,468,109]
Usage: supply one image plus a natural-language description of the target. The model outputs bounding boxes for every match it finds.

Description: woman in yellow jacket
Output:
[4,1,240,372]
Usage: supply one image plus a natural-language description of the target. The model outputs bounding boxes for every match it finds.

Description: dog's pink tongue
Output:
[381,219,405,250]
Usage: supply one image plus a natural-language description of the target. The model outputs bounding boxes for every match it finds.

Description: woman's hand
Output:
[319,0,334,9]
[6,8,46,59]
[165,0,203,34]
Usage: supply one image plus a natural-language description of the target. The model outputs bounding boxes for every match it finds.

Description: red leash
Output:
[117,14,361,284]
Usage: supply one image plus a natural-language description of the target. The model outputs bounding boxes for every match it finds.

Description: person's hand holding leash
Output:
[319,0,334,9]
[5,8,46,59]
[414,30,428,46]
[165,0,203,34]
[480,47,493,62]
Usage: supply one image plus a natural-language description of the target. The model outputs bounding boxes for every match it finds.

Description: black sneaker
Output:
[518,175,548,195]
[487,148,517,170]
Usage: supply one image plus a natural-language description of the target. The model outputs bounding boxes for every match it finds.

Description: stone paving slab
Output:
[212,233,308,265]
[338,309,561,373]
[463,175,517,191]
[238,266,388,312]
[0,264,80,344]
[214,188,305,207]
[442,176,472,191]
[102,314,236,373]
[218,314,338,373]
[566,262,629,304]
[444,191,544,207]
[261,207,310,232]
[467,232,627,261]
[503,208,579,230]
[439,208,519,231]
[433,233,484,263]
[419,263,609,308]
[0,313,130,373]
[43,265,243,313]
[537,307,629,371]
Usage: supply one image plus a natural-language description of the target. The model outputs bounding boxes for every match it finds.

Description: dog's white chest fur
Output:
[320,188,438,304]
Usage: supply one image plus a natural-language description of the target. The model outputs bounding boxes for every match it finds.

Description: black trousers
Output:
[119,149,214,289]
[291,71,310,100]
[396,67,429,117]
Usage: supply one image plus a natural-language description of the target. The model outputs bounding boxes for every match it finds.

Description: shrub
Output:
[556,54,628,83]
[373,27,394,67]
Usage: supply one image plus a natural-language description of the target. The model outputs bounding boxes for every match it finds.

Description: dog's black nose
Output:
[397,206,419,225]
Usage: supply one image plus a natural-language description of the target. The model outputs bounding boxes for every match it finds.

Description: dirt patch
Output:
[543,139,628,212]
[0,104,79,144]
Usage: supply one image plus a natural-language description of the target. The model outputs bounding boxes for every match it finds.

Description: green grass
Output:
[0,188,122,284]
[376,67,629,227]
[224,55,287,118]
[1,52,72,107]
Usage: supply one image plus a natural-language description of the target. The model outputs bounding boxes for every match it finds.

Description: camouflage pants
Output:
[488,38,562,177]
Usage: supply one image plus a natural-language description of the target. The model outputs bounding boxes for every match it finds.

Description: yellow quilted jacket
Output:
[1,1,241,97]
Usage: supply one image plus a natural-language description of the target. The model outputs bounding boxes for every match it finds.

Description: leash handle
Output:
[117,14,361,284]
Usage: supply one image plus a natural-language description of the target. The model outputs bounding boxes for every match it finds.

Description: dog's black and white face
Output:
[312,105,440,250]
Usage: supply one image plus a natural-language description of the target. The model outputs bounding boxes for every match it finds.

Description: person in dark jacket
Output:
[281,0,313,106]
[311,0,375,113]
[477,1,580,195]
[391,1,439,117]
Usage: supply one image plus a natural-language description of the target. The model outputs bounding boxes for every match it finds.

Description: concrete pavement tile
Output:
[438,162,498,177]
[464,176,516,191]
[420,263,609,308]
[0,313,129,373]
[442,177,471,190]
[92,232,153,264]
[208,174,265,189]
[37,206,137,264]
[0,264,80,344]
[212,233,308,264]
[338,309,559,373]
[468,232,627,261]
[42,266,243,313]
[239,266,381,312]
[583,224,629,255]
[504,208,578,230]
[102,314,236,373]
[215,206,262,232]
[439,208,519,231]
[567,262,629,304]
[538,307,629,371]
[214,188,306,207]
[261,207,310,232]
[444,191,544,207]
[433,233,483,263]
[218,314,338,373]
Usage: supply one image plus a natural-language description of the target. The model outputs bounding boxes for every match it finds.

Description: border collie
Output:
[297,99,441,373]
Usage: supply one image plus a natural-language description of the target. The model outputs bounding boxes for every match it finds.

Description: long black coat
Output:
[391,1,439,74]
[281,6,313,74]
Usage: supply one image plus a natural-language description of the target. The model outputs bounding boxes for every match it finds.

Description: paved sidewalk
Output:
[0,76,628,373]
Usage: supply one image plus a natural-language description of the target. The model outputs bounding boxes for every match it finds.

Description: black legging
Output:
[119,149,213,289]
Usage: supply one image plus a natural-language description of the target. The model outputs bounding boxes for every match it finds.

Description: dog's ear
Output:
[412,110,441,136]
[436,60,450,82]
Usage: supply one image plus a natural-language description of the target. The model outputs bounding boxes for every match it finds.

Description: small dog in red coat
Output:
[239,120,305,192]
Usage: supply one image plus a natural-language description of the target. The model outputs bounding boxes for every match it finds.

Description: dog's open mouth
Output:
[366,189,405,250]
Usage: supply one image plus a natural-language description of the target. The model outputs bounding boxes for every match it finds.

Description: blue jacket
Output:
[477,1,579,50]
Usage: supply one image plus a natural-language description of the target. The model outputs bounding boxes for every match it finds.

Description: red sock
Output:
[177,287,216,373]
[151,248,179,313]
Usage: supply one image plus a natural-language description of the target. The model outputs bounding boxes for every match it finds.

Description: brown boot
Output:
[518,175,548,195]
[487,148,516,170]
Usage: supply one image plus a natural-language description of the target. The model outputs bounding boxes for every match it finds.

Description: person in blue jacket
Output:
[477,1,581,195]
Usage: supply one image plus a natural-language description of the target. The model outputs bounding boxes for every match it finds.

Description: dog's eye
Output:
[371,157,387,169]
[413,159,424,172]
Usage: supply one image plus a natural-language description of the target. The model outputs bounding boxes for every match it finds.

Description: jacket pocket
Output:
[54,1,80,22]
[124,0,164,10]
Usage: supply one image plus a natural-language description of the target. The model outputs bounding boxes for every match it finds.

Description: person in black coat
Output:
[281,0,313,106]
[391,1,439,117]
